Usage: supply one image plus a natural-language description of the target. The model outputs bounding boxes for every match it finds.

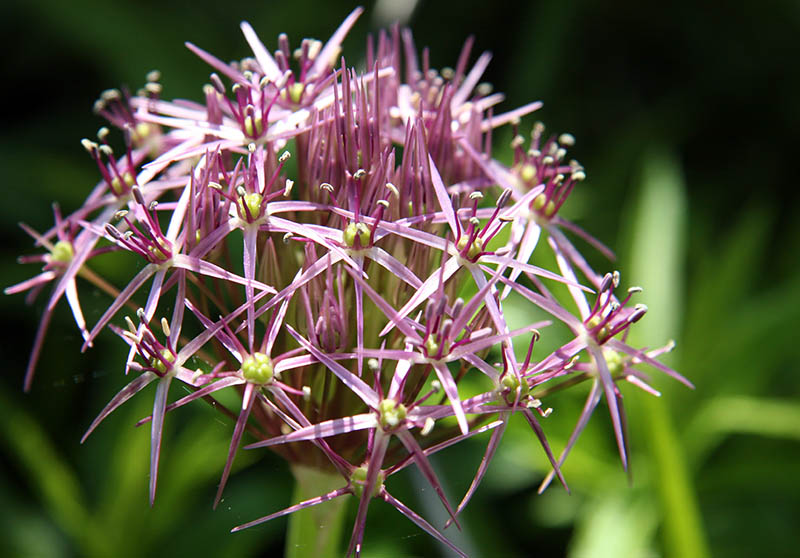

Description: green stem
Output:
[285,464,348,558]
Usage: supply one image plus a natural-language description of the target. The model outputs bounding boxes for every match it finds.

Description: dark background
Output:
[2,1,799,556]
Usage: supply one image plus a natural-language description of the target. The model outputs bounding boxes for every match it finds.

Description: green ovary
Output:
[242,352,274,384]
[50,240,74,264]
[378,399,407,430]
[532,193,556,218]
[457,235,484,260]
[150,349,175,374]
[350,466,385,498]
[238,192,264,220]
[343,222,371,249]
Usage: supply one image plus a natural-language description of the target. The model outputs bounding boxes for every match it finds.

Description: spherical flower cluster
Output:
[7,8,692,557]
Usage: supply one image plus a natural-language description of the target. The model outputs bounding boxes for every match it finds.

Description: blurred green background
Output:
[2,0,798,556]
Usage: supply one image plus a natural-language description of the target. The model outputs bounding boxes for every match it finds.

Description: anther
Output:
[377,199,389,208]
[282,232,293,243]
[136,308,147,322]
[114,210,129,221]
[385,182,399,198]
[628,304,648,323]
[236,185,247,197]
[81,139,98,153]
[97,127,110,141]
[558,133,576,146]
[160,317,170,337]
[99,145,114,157]
[612,270,620,287]
[210,73,226,94]
[132,187,146,206]
[421,417,435,436]
[469,192,484,201]
[247,143,256,153]
[278,151,291,163]
[600,273,614,293]
[104,224,122,240]
[284,179,294,197]
[302,386,311,400]
[496,188,512,208]
[353,169,366,180]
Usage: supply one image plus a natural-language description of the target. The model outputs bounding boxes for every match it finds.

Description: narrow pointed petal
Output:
[239,22,282,81]
[214,383,256,508]
[81,373,157,443]
[502,221,541,299]
[368,247,423,289]
[522,408,570,492]
[343,265,421,342]
[606,339,695,389]
[448,417,506,526]
[150,374,173,506]
[378,256,460,337]
[242,226,258,351]
[84,264,157,350]
[244,414,376,450]
[232,487,349,532]
[171,254,275,293]
[381,490,468,558]
[346,429,389,558]
[396,429,461,529]
[539,381,602,493]
[5,270,57,295]
[309,7,364,79]
[428,153,458,237]
[452,51,492,108]
[22,304,55,392]
[285,325,379,408]
[431,361,469,435]
[64,279,89,343]
[355,256,364,377]
[548,235,591,320]
[135,377,244,426]
[587,344,627,470]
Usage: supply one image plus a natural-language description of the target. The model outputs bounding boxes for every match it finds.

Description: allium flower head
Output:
[7,8,693,556]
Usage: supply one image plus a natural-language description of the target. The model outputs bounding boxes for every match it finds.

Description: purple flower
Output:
[6,8,694,557]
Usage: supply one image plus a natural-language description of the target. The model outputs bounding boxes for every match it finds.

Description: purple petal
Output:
[285,324,379,408]
[431,362,468,435]
[539,381,602,493]
[244,414,375,450]
[587,344,628,470]
[83,264,157,351]
[232,487,349,532]
[214,383,256,508]
[381,490,468,558]
[150,374,173,506]
[395,429,461,529]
